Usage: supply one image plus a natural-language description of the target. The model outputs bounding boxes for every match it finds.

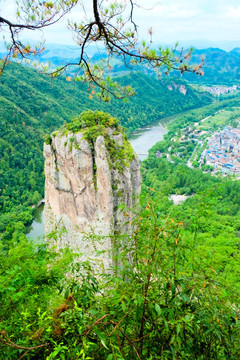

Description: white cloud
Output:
[1,0,240,47]
[154,4,200,19]
[225,6,240,18]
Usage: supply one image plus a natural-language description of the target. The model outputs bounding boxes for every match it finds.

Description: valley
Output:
[2,58,240,359]
[0,62,212,245]
[20,84,240,297]
[26,116,168,240]
[2,0,240,356]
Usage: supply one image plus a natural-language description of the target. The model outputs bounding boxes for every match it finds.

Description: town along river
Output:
[26,119,168,240]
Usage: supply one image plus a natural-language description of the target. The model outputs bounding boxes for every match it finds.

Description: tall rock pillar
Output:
[44,111,141,270]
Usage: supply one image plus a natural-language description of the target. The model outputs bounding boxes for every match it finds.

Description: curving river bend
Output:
[26,120,168,240]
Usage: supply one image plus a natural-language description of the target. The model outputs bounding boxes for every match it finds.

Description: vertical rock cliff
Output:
[44,111,141,270]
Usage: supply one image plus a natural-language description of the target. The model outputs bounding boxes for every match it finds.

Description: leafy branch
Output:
[0,0,204,99]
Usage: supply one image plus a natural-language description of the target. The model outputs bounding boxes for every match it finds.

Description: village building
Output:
[202,126,240,176]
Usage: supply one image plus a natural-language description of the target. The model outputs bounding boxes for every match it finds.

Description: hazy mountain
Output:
[1,41,240,85]
[163,39,240,52]
[35,44,240,85]
[181,47,240,84]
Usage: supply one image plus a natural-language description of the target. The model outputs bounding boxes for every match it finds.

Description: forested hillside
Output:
[2,63,240,359]
[0,62,212,242]
[142,156,240,292]
[138,91,240,293]
[2,0,240,355]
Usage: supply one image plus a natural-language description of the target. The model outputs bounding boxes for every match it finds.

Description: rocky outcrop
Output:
[44,119,141,270]
[167,82,187,95]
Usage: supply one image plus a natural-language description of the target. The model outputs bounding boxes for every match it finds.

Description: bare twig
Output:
[108,305,135,337]
[0,331,48,351]
[84,313,109,336]
[110,320,142,360]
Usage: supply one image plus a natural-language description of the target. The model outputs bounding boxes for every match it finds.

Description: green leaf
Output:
[155,303,161,315]
[101,339,109,349]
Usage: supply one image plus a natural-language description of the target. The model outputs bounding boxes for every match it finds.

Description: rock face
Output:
[44,123,141,270]
[167,82,187,95]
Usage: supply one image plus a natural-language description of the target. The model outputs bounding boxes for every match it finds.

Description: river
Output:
[130,122,167,161]
[26,119,168,240]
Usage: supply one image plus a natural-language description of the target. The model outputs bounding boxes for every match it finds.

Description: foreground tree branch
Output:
[0,330,48,351]
[0,0,204,99]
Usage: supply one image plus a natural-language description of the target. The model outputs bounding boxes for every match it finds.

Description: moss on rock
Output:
[50,110,135,172]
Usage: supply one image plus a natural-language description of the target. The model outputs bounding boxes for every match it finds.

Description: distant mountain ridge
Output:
[34,45,240,85]
[182,47,240,85]
[36,45,240,85]
[1,42,240,85]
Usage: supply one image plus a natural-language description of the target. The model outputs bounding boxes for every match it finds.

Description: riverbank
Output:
[26,204,45,240]
[129,124,167,160]
[31,199,45,209]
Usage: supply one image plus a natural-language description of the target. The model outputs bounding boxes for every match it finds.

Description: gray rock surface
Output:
[44,129,141,270]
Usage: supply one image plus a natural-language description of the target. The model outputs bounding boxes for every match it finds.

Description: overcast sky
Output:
[1,0,240,50]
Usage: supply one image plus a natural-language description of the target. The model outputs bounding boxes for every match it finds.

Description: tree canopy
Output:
[0,0,203,99]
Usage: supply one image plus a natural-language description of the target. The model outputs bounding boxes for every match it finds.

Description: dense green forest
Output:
[1,63,240,358]
[1,201,240,359]
[139,94,240,293]
[142,156,240,291]
[2,116,240,358]
[2,142,240,359]
[0,63,212,243]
